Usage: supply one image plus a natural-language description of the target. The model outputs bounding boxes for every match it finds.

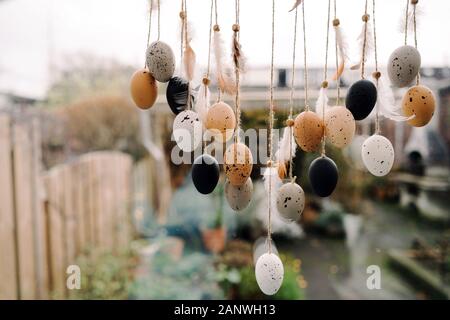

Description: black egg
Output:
[166,76,195,115]
[308,156,338,197]
[345,79,377,121]
[192,154,220,194]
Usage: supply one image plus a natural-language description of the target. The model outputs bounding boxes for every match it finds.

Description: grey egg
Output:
[146,41,175,83]
[276,182,305,222]
[387,45,421,88]
[225,178,253,211]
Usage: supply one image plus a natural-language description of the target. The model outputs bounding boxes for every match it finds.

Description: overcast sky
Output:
[1,0,449,98]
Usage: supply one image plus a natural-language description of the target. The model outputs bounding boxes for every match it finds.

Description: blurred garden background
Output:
[1,0,450,300]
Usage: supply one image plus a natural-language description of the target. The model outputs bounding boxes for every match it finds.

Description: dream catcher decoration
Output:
[395,0,435,127]
[130,0,163,110]
[223,0,254,211]
[324,0,355,149]
[255,0,284,297]
[360,0,395,177]
[346,0,377,121]
[293,1,324,153]
[274,4,305,222]
[205,0,237,143]
[190,0,220,194]
[308,0,339,198]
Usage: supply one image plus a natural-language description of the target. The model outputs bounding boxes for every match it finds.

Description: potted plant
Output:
[202,183,226,254]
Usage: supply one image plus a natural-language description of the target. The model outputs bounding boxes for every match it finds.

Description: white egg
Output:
[146,41,175,83]
[225,178,253,211]
[276,182,305,222]
[255,252,284,296]
[173,110,203,152]
[387,45,421,88]
[361,134,395,177]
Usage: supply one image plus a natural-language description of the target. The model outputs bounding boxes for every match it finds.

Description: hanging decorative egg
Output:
[361,135,394,177]
[205,101,236,142]
[345,79,377,121]
[293,111,324,152]
[387,45,421,88]
[308,156,338,197]
[224,178,253,211]
[224,142,253,186]
[276,182,305,222]
[191,154,220,194]
[325,106,356,148]
[166,76,194,115]
[172,110,203,152]
[401,85,435,127]
[146,41,175,83]
[255,252,284,296]
[130,69,158,109]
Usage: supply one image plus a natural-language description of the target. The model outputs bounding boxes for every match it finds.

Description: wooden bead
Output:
[232,24,240,32]
[321,81,329,89]
[372,71,381,80]
[213,24,220,32]
[333,19,340,27]
[411,0,418,4]
[179,11,185,19]
[267,160,273,167]
[362,14,370,22]
[286,119,295,127]
[202,77,210,86]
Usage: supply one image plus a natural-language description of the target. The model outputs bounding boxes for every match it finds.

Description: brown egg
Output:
[224,142,253,186]
[205,101,236,142]
[130,69,158,109]
[402,85,435,127]
[293,111,324,152]
[325,106,355,148]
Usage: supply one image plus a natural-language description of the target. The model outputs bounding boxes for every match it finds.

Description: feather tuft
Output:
[377,76,415,122]
[351,21,373,71]
[183,43,196,82]
[275,127,296,165]
[263,167,282,218]
[213,30,236,95]
[232,33,247,73]
[315,87,329,117]
[195,83,210,123]
[332,24,349,80]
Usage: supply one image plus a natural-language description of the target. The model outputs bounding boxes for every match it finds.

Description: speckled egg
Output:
[206,102,236,142]
[402,85,435,127]
[130,69,158,109]
[325,106,356,148]
[173,110,203,152]
[255,253,284,296]
[345,79,377,121]
[293,111,324,152]
[361,134,394,177]
[146,41,175,82]
[166,76,194,115]
[225,178,253,211]
[276,182,305,222]
[308,156,339,197]
[387,45,421,88]
[224,142,253,186]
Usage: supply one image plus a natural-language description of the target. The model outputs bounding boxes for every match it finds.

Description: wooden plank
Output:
[0,114,19,299]
[63,165,76,268]
[12,121,36,299]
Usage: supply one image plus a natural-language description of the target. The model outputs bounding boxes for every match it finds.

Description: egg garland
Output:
[224,142,253,187]
[166,76,194,115]
[345,79,377,121]
[146,41,175,83]
[293,111,324,152]
[308,156,339,198]
[191,154,220,194]
[224,178,253,211]
[255,252,284,296]
[130,69,158,110]
[205,101,236,143]
[361,134,394,177]
[276,181,305,222]
[402,85,435,127]
[387,45,421,88]
[172,110,203,152]
[325,106,356,148]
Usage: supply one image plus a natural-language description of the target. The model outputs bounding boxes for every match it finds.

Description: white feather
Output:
[315,87,329,117]
[398,4,423,34]
[335,25,349,63]
[195,83,210,123]
[212,30,236,94]
[351,21,374,71]
[263,167,282,220]
[275,127,296,164]
[377,76,414,122]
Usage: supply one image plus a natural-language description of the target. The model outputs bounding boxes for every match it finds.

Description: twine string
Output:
[182,0,192,110]
[206,0,214,79]
[404,0,410,45]
[333,0,341,105]
[302,1,309,110]
[180,0,185,63]
[157,0,160,40]
[233,0,241,144]
[413,1,420,85]
[321,0,331,157]
[145,0,154,68]
[361,0,369,79]
[373,0,380,135]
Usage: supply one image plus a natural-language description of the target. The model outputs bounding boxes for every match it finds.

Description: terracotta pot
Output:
[202,227,226,254]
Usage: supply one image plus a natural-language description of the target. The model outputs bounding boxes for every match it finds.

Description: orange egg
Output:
[130,69,158,109]
[205,102,236,142]
[293,111,324,152]
[224,142,253,186]
[402,85,435,127]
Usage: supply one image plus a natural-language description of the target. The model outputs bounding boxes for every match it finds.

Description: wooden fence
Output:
[0,113,133,300]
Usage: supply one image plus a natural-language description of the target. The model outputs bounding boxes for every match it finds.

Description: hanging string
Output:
[320,0,331,157]
[333,0,341,105]
[144,0,154,68]
[301,1,309,110]
[157,0,160,40]
[267,0,276,254]
[206,0,214,79]
[287,6,298,181]
[179,0,185,63]
[372,0,381,134]
[360,0,369,79]
[404,0,410,46]
[412,0,420,85]
[214,0,222,102]
[233,0,241,144]
[182,0,192,110]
